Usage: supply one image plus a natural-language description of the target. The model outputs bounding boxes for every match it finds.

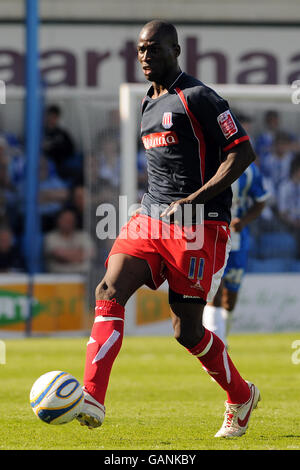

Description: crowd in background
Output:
[237,110,300,269]
[0,104,90,274]
[0,104,300,275]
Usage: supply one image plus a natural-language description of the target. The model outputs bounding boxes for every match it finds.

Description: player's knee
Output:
[172,317,182,343]
[95,279,117,301]
[211,284,223,307]
[223,301,234,312]
[222,296,236,312]
[173,321,205,349]
[95,277,131,305]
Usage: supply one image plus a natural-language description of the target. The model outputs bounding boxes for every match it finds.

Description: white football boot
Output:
[76,389,105,429]
[215,381,261,438]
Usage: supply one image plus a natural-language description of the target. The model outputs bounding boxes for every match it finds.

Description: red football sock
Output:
[188,328,250,404]
[83,299,125,405]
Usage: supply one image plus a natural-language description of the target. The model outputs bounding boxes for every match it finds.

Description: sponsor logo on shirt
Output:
[162,112,173,129]
[142,131,179,150]
[217,110,238,139]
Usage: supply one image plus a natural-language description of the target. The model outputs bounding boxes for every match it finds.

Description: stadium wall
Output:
[0,274,87,337]
[1,0,300,22]
[1,21,299,137]
[1,24,299,93]
[1,274,300,336]
[130,275,300,335]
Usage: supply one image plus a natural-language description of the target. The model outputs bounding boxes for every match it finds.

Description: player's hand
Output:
[230,217,244,232]
[160,196,193,218]
[129,206,142,217]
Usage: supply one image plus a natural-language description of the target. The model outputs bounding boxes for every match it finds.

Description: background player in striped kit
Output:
[203,162,269,346]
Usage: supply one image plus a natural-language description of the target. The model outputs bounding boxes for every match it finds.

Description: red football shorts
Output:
[105,214,231,303]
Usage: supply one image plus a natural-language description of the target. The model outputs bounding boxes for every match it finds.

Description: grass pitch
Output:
[0,332,300,450]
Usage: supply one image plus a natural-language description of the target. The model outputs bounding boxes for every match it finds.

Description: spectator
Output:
[97,136,120,211]
[66,185,86,229]
[0,225,24,272]
[0,151,18,228]
[85,151,103,213]
[0,131,24,185]
[98,137,120,189]
[255,131,295,230]
[98,108,120,143]
[84,153,109,271]
[255,110,281,162]
[0,136,8,159]
[0,129,21,151]
[96,108,121,200]
[38,156,70,232]
[278,153,300,254]
[261,130,294,196]
[42,104,76,182]
[234,111,254,145]
[0,133,25,201]
[44,208,95,274]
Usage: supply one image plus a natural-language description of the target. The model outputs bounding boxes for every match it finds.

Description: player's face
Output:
[137,29,179,83]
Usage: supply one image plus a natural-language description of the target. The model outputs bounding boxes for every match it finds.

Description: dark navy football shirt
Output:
[140,72,249,224]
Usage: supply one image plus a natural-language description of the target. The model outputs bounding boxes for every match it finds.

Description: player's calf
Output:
[80,298,125,429]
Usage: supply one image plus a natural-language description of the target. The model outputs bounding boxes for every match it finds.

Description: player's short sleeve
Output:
[188,86,250,153]
[248,163,270,202]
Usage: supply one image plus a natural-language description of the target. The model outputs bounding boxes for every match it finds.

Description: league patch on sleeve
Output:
[217,110,238,139]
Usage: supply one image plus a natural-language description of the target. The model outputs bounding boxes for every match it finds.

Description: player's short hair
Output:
[141,19,178,45]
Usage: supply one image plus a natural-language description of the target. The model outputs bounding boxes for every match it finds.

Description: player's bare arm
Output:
[161,140,256,217]
[231,200,266,232]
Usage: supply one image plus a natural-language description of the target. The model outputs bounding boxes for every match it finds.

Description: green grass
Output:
[0,333,300,450]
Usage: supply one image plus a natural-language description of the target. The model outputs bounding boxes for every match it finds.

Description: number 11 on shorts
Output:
[188,257,205,281]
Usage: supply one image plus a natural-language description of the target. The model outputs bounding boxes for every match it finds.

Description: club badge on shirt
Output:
[217,110,238,139]
[162,112,173,129]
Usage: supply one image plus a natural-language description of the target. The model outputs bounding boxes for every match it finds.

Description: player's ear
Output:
[174,44,181,58]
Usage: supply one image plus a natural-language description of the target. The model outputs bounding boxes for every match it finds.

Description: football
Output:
[30,370,84,425]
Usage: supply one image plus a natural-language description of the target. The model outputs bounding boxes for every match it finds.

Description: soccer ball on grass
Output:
[30,370,83,425]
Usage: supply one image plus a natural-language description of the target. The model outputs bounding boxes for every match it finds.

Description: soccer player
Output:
[77,20,261,438]
[203,163,269,346]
